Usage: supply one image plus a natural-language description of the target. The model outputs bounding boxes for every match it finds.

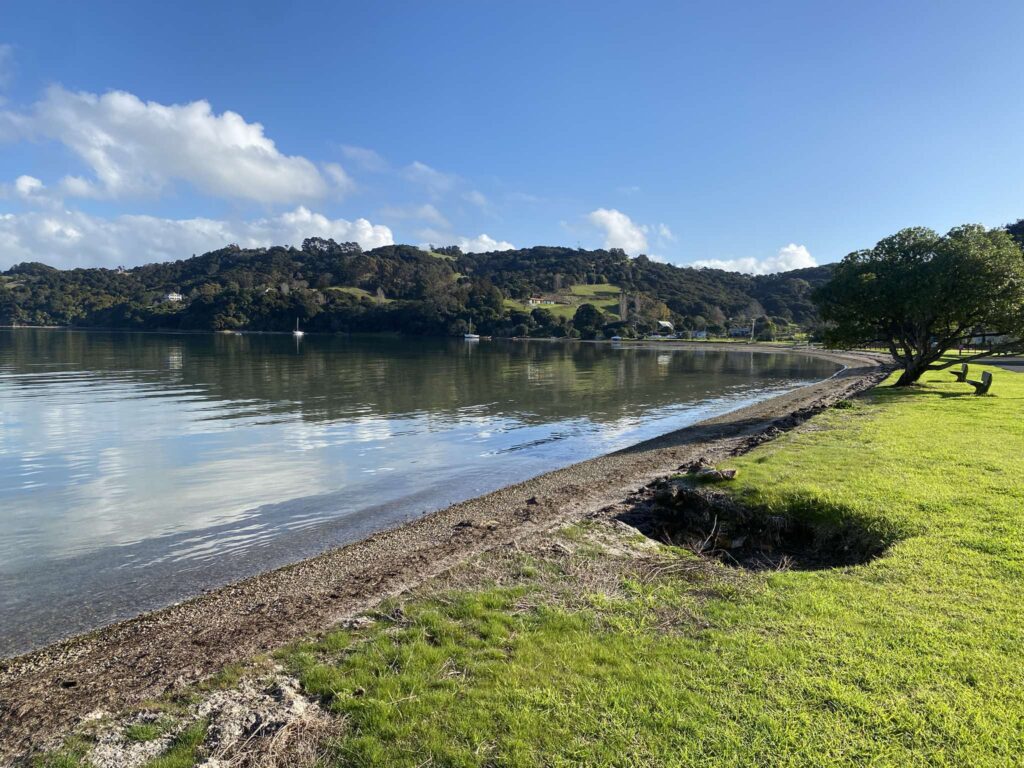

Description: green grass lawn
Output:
[327,286,393,303]
[504,283,625,321]
[280,363,1024,766]
[567,283,622,299]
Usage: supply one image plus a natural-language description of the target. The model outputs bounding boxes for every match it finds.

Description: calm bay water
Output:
[0,329,839,656]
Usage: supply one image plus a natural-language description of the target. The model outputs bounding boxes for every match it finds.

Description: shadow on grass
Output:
[875,381,990,399]
[618,483,906,571]
[887,380,1014,399]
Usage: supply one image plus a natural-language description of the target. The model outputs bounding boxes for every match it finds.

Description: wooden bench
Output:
[949,363,969,382]
[967,370,993,395]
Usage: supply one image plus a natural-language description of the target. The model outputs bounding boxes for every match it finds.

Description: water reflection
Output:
[0,329,838,655]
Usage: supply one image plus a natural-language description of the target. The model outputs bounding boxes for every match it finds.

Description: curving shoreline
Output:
[0,346,891,759]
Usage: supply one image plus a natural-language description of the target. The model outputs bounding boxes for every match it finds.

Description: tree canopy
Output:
[815,225,1024,385]
[1006,218,1024,249]
[572,303,604,339]
[0,240,834,338]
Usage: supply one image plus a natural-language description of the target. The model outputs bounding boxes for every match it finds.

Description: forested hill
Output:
[0,239,834,338]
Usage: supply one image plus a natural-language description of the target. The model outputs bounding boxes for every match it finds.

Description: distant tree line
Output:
[0,238,838,338]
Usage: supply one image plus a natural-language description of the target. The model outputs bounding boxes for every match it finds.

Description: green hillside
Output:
[0,239,833,338]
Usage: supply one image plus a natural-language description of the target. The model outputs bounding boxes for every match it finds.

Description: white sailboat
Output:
[293,318,305,338]
[464,320,479,341]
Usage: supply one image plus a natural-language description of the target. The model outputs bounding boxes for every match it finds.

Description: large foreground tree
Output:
[1007,218,1024,249]
[815,225,1024,386]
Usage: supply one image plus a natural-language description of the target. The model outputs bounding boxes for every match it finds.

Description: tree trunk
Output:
[894,365,923,386]
[894,353,940,386]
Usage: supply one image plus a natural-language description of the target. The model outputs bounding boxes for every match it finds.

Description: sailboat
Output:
[463,320,479,341]
[293,318,305,338]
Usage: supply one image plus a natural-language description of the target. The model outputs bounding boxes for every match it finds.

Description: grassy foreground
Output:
[278,363,1024,767]
[31,362,1024,767]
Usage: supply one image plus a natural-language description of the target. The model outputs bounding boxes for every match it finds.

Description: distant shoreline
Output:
[2,323,817,348]
[1,324,840,367]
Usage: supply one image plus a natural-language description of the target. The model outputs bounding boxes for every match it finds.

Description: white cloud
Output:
[1,174,58,208]
[692,243,817,275]
[58,175,95,198]
[0,207,393,270]
[463,189,489,210]
[0,108,24,140]
[2,86,328,203]
[323,162,356,196]
[403,160,457,197]
[587,208,649,254]
[261,207,393,250]
[340,145,389,172]
[14,174,43,198]
[658,223,676,242]
[380,203,449,228]
[458,233,515,253]
[417,229,515,254]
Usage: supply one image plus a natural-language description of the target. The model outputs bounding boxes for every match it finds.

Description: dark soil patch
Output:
[619,482,897,571]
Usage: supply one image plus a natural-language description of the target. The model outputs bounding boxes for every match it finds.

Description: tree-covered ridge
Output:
[457,246,831,325]
[0,238,833,337]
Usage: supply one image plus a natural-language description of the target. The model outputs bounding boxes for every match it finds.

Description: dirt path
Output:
[0,348,890,761]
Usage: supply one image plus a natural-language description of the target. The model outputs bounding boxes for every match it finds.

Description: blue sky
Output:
[1,1,1022,272]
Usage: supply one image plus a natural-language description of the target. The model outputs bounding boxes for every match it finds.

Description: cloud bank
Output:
[457,233,515,253]
[692,243,817,275]
[417,228,515,254]
[2,86,335,203]
[0,207,393,269]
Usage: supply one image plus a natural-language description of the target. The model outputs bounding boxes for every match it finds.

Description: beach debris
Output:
[679,459,737,481]
[81,674,329,768]
[90,718,171,768]
[550,541,573,556]
[694,467,737,481]
[340,616,374,630]
[197,675,328,765]
[679,456,713,472]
